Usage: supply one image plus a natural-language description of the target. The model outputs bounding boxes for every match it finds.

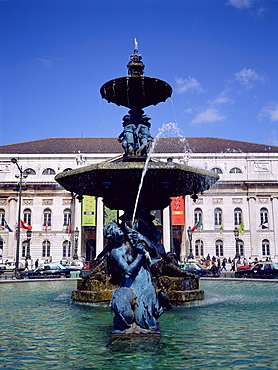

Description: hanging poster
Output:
[171,196,185,225]
[82,196,96,226]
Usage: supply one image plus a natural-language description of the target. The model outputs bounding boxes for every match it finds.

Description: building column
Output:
[75,198,82,258]
[96,197,104,256]
[247,196,258,259]
[271,196,278,260]
[163,206,171,253]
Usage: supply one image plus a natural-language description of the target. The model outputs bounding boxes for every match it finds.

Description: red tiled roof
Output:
[0,137,277,154]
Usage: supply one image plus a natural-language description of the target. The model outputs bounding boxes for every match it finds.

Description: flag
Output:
[219,222,223,234]
[20,220,32,230]
[260,220,268,229]
[67,220,72,235]
[191,220,201,231]
[238,221,244,234]
[4,220,13,232]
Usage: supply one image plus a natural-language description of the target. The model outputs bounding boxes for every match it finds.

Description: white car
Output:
[66,261,84,270]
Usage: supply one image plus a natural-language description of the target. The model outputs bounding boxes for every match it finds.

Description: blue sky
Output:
[0,0,277,147]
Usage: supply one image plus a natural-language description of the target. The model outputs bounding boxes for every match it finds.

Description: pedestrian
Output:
[243,257,247,266]
[25,258,29,270]
[211,262,219,277]
[35,259,39,268]
[230,259,235,271]
[221,258,227,271]
[217,258,221,273]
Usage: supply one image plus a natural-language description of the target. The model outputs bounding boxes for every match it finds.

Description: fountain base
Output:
[71,274,204,305]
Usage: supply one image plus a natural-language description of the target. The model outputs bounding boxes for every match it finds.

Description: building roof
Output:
[0,137,278,155]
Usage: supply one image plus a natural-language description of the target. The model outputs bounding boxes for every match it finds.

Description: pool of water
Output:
[0,280,278,370]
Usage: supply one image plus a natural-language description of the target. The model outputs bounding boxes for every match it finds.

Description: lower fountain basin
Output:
[55,160,219,211]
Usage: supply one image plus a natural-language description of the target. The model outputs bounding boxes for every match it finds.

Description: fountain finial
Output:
[127,38,145,76]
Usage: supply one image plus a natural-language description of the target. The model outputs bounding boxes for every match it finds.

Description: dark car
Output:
[181,262,211,277]
[235,262,278,279]
[16,263,72,279]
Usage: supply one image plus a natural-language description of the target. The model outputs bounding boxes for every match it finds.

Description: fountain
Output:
[55,41,219,335]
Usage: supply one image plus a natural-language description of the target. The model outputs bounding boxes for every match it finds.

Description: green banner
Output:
[82,196,96,226]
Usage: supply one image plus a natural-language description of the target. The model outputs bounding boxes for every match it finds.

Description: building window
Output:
[63,168,73,172]
[42,168,56,175]
[214,208,222,226]
[23,168,36,175]
[43,208,52,226]
[63,240,71,258]
[23,208,32,225]
[63,209,71,227]
[260,208,268,229]
[230,167,242,174]
[194,208,202,227]
[262,239,270,256]
[211,167,223,174]
[215,239,223,257]
[0,238,3,257]
[42,240,51,257]
[234,208,242,226]
[0,209,5,227]
[195,239,204,257]
[22,240,29,258]
[236,240,244,257]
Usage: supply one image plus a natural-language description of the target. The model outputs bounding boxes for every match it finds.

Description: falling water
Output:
[131,122,188,224]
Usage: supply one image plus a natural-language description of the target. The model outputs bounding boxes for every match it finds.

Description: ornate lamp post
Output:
[234,227,240,259]
[26,229,32,260]
[187,226,194,260]
[11,158,28,276]
[73,227,79,260]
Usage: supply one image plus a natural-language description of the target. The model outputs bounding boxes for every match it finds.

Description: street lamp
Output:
[26,229,32,260]
[234,227,240,259]
[187,226,194,260]
[73,227,79,260]
[11,158,28,276]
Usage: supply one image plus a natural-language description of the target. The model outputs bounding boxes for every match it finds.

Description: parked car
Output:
[66,261,84,270]
[180,262,211,277]
[16,263,72,279]
[235,262,278,279]
[0,261,24,271]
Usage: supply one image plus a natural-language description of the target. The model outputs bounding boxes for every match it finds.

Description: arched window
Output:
[22,240,29,258]
[42,240,51,257]
[211,167,223,174]
[24,168,36,175]
[236,240,244,257]
[234,208,242,226]
[0,209,5,227]
[63,168,73,172]
[194,208,202,227]
[42,168,56,175]
[62,240,71,258]
[23,208,32,226]
[214,208,222,226]
[63,209,71,227]
[0,238,3,257]
[260,208,268,229]
[43,208,52,227]
[195,239,203,257]
[262,239,270,256]
[215,239,223,257]
[230,167,242,174]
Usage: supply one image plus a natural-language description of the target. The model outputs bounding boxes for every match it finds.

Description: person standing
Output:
[221,258,227,271]
[25,258,29,270]
[35,259,39,268]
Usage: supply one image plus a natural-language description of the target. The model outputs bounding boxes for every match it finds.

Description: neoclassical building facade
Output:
[1,136,278,267]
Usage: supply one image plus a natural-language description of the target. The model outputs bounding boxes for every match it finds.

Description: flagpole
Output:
[11,158,27,277]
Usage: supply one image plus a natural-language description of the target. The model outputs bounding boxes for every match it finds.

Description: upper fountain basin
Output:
[100,76,172,109]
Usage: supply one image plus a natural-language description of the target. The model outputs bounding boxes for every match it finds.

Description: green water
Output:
[0,280,278,370]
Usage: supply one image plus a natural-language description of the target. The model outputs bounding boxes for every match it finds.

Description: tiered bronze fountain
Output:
[55,41,218,336]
